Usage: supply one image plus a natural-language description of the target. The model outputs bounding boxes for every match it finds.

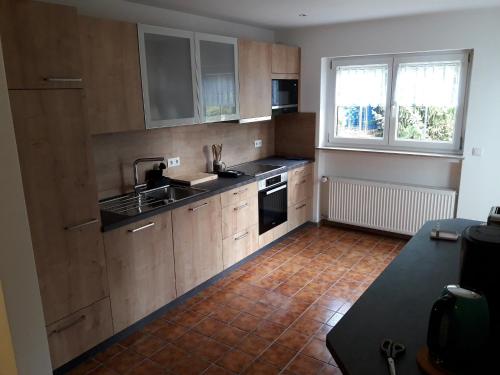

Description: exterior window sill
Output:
[316,146,465,160]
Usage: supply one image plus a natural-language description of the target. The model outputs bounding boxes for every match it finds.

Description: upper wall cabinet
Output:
[0,0,83,89]
[196,33,240,123]
[272,44,300,75]
[138,25,198,129]
[238,40,272,121]
[79,16,145,135]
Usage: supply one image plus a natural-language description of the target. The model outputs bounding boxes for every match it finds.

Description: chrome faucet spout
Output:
[133,157,165,193]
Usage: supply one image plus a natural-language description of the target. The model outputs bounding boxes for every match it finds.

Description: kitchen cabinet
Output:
[222,195,258,238]
[223,225,258,269]
[9,89,108,326]
[288,164,314,205]
[0,0,83,89]
[103,212,176,332]
[196,33,240,123]
[138,25,198,128]
[288,199,313,232]
[172,195,223,295]
[272,44,300,75]
[221,182,258,207]
[79,16,144,135]
[46,298,113,369]
[258,222,288,248]
[238,40,272,121]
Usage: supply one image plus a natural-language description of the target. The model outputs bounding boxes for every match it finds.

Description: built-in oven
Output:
[258,172,288,235]
[272,79,298,115]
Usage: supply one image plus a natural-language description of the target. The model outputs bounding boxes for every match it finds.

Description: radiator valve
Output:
[321,176,329,183]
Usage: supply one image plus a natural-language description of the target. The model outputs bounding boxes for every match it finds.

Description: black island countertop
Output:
[100,156,313,232]
[326,218,481,375]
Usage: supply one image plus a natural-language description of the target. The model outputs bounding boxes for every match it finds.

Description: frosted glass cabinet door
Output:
[138,25,197,128]
[196,34,240,123]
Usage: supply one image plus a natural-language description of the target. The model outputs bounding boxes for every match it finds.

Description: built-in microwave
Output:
[272,79,298,115]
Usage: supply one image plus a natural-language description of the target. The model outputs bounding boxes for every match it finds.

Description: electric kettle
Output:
[427,285,489,373]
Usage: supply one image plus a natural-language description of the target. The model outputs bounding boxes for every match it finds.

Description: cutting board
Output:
[171,172,218,186]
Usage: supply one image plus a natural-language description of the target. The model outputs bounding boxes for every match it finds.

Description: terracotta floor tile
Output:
[237,333,271,356]
[302,305,335,324]
[153,321,188,342]
[190,300,219,316]
[259,291,291,308]
[87,366,118,375]
[231,312,262,332]
[276,329,311,352]
[141,318,167,334]
[172,309,207,328]
[226,295,255,311]
[259,343,296,369]
[243,359,281,375]
[291,317,323,337]
[213,324,248,347]
[315,324,333,341]
[254,320,286,341]
[275,282,303,297]
[175,330,210,351]
[244,302,276,319]
[315,295,346,312]
[171,354,211,375]
[318,363,343,374]
[119,331,145,348]
[267,308,301,327]
[126,359,164,375]
[204,364,235,375]
[94,344,125,363]
[131,334,166,357]
[105,349,144,374]
[301,338,332,363]
[237,284,268,300]
[195,337,231,362]
[217,349,255,373]
[327,313,344,327]
[211,305,241,323]
[149,343,187,369]
[286,353,326,375]
[67,359,100,375]
[193,317,228,337]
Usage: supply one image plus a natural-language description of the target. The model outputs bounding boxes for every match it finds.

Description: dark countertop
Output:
[326,218,480,375]
[100,156,313,232]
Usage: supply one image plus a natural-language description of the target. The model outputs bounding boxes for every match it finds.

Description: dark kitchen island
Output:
[326,219,480,375]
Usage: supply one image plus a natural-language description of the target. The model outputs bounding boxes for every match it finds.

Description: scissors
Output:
[380,339,406,375]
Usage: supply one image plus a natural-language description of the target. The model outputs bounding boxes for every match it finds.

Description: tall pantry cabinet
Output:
[0,0,112,368]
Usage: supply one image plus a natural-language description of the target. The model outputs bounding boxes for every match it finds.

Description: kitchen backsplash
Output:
[91,120,275,199]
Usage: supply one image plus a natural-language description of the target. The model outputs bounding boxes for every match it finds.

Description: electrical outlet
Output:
[167,157,180,167]
[254,139,262,148]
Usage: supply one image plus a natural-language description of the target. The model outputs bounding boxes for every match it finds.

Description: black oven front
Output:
[258,172,288,235]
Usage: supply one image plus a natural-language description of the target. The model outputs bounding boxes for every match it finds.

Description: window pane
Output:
[335,64,388,139]
[394,61,461,143]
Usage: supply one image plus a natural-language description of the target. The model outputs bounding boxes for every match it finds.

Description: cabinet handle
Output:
[235,232,249,241]
[128,222,155,233]
[234,203,249,211]
[189,202,208,212]
[64,218,98,231]
[296,203,307,210]
[233,188,248,196]
[48,315,86,336]
[44,77,83,83]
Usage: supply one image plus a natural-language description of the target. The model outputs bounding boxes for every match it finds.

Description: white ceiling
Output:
[126,0,500,29]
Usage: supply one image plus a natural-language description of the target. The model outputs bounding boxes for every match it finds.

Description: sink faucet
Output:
[133,157,165,193]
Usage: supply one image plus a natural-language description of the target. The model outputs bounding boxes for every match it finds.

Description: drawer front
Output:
[221,182,258,207]
[222,195,258,238]
[222,225,258,269]
[288,199,312,232]
[47,298,113,369]
[290,164,313,180]
[289,173,313,205]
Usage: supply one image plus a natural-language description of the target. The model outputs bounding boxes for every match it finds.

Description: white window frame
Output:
[324,50,471,154]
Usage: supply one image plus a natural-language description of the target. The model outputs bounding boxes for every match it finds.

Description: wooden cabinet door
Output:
[288,199,313,232]
[222,225,258,269]
[103,212,176,332]
[221,182,258,207]
[238,40,271,119]
[272,44,300,74]
[9,90,108,325]
[79,16,145,134]
[0,0,83,89]
[222,195,258,238]
[47,298,113,369]
[172,195,223,296]
[289,173,313,206]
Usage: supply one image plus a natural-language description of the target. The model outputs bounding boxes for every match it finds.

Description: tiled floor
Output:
[69,224,406,375]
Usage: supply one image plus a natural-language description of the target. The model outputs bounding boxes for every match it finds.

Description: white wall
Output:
[276,8,500,221]
[41,0,274,42]
[0,41,52,375]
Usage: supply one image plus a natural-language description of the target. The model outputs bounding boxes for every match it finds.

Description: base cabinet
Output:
[222,225,258,269]
[46,298,113,369]
[103,212,177,332]
[288,199,313,232]
[172,195,223,296]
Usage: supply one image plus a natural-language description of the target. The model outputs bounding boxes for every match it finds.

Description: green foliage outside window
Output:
[397,106,455,142]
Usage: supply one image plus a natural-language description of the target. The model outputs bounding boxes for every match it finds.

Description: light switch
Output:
[472,147,482,157]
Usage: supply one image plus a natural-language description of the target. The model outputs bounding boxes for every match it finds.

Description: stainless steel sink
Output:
[99,185,207,217]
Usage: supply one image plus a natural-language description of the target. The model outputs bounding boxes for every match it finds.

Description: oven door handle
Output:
[265,184,287,195]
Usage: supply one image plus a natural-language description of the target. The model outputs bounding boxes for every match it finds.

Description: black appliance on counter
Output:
[272,79,298,115]
[258,172,288,235]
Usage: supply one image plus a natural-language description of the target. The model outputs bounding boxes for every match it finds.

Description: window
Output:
[325,51,470,153]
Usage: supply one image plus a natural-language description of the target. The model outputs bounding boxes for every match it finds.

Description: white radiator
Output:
[326,177,457,235]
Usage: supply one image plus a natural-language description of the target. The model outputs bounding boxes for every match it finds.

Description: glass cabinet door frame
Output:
[138,24,199,129]
[194,32,240,123]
